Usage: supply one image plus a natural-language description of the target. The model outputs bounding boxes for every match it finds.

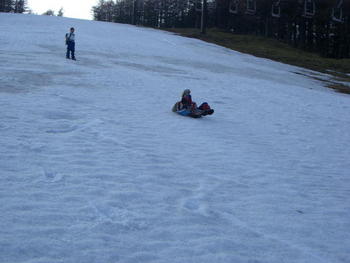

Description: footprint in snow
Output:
[42,168,65,183]
[46,124,78,134]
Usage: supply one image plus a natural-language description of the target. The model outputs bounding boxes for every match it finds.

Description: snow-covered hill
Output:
[0,13,349,263]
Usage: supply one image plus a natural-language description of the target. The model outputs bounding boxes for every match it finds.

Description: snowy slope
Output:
[1,13,350,263]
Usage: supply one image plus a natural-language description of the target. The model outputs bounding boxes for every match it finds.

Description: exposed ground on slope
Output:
[164,28,350,94]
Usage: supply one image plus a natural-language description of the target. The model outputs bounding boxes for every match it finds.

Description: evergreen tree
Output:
[57,7,64,17]
[42,9,55,16]
[89,0,349,58]
[13,0,27,13]
[0,0,14,12]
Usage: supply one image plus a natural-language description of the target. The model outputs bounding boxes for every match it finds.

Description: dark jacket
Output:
[181,94,192,107]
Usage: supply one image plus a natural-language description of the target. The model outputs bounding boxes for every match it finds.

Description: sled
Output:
[172,102,214,118]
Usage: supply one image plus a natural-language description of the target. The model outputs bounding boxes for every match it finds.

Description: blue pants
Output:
[66,41,75,59]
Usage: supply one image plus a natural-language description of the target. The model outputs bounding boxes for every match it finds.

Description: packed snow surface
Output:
[1,13,350,263]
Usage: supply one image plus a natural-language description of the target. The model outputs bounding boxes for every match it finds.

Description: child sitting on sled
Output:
[181,89,212,112]
[181,89,197,111]
[173,89,213,114]
[172,89,214,117]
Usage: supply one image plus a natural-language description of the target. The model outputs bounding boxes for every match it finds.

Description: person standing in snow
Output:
[65,27,76,60]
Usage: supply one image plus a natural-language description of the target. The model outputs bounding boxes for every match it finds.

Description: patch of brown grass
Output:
[164,27,350,94]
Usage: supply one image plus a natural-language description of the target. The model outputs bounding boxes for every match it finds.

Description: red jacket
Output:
[181,94,192,107]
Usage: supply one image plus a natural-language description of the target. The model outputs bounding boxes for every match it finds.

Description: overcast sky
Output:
[28,0,98,20]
